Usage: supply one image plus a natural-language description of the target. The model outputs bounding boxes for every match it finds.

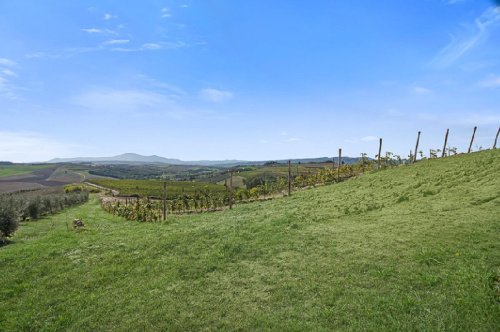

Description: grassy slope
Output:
[0,164,52,178]
[1,150,499,331]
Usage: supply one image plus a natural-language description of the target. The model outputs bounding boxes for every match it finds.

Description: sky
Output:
[1,0,499,162]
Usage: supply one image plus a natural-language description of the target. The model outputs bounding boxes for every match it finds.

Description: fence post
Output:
[288,160,292,196]
[468,126,477,153]
[337,148,342,180]
[377,138,382,169]
[493,127,500,149]
[229,170,233,209]
[413,131,421,163]
[163,184,167,219]
[442,128,449,158]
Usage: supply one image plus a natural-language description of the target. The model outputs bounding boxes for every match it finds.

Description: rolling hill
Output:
[2,149,499,330]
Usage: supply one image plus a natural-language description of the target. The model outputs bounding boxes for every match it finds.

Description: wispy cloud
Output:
[81,28,118,35]
[412,86,432,94]
[103,39,130,45]
[199,88,233,102]
[430,6,500,68]
[444,0,467,5]
[70,88,189,119]
[0,58,20,99]
[0,131,82,162]
[103,13,116,20]
[161,7,172,18]
[477,74,500,88]
[284,137,301,142]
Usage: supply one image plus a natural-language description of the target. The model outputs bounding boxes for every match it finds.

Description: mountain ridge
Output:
[47,153,363,166]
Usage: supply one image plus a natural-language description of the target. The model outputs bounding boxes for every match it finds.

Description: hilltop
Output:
[1,149,499,330]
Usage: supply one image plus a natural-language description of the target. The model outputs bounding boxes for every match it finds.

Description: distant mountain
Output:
[47,153,364,167]
[47,153,248,166]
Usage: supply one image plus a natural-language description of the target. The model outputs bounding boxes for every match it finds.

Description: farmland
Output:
[1,149,499,330]
[88,178,226,198]
[0,164,53,178]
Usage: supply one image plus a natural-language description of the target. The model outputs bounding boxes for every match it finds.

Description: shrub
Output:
[0,196,19,239]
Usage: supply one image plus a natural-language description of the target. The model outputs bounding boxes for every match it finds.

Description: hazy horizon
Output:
[1,1,500,163]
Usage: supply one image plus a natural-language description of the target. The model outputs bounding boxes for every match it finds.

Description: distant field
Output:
[88,178,226,198]
[0,164,52,178]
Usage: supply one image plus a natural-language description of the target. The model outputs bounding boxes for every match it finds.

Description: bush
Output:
[0,190,89,240]
[0,196,19,239]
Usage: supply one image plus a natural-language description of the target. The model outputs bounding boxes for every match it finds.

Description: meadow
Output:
[1,150,499,330]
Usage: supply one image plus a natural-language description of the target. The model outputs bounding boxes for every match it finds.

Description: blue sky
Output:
[1,0,499,162]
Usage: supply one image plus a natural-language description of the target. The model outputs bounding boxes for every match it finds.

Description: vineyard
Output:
[99,159,381,221]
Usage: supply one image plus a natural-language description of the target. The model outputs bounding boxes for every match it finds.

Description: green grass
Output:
[88,178,226,198]
[1,150,499,331]
[0,164,52,178]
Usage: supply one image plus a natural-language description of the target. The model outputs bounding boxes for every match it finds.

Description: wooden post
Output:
[413,131,421,163]
[442,128,449,158]
[468,126,477,153]
[162,181,167,221]
[337,148,342,180]
[288,160,292,196]
[229,170,233,209]
[377,138,382,169]
[332,157,335,169]
[493,127,499,149]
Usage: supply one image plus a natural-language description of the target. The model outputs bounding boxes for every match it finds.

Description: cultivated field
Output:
[1,149,499,330]
[88,178,227,198]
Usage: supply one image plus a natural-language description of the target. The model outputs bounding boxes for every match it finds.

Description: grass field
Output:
[0,164,52,178]
[1,150,499,330]
[88,178,226,197]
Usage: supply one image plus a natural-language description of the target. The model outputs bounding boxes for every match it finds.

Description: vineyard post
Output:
[125,197,128,206]
[288,160,291,196]
[377,138,382,170]
[413,131,421,163]
[468,126,477,153]
[442,128,449,158]
[162,181,167,221]
[332,156,335,169]
[493,127,499,149]
[337,148,342,180]
[229,170,233,210]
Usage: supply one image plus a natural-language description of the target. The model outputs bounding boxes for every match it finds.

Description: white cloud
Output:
[477,75,500,88]
[444,0,467,4]
[103,13,116,20]
[199,88,233,102]
[161,7,172,18]
[0,58,16,67]
[284,137,301,142]
[0,59,20,99]
[2,69,17,77]
[70,88,189,119]
[81,28,118,35]
[141,43,162,50]
[103,39,130,45]
[412,86,432,94]
[430,6,500,67]
[0,131,80,163]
